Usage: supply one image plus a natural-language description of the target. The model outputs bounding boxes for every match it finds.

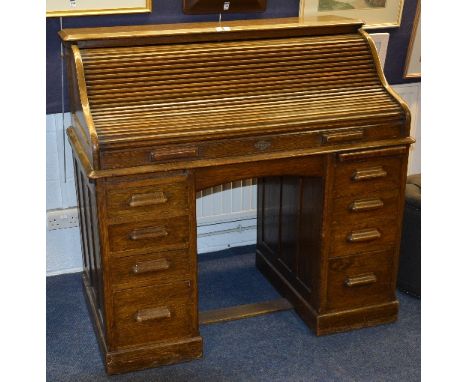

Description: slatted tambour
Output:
[76,33,404,149]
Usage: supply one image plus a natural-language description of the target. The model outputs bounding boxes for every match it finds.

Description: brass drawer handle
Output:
[128,192,168,208]
[345,273,377,287]
[352,166,387,181]
[132,258,170,274]
[134,307,171,323]
[150,147,198,161]
[349,198,384,212]
[129,226,168,241]
[322,129,364,143]
[347,228,381,243]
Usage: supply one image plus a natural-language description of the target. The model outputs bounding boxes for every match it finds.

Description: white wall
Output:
[392,83,421,175]
[46,113,83,275]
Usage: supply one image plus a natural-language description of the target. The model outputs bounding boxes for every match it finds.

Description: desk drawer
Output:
[327,249,394,311]
[113,281,196,349]
[110,249,192,290]
[330,218,399,257]
[331,189,400,227]
[108,216,189,254]
[106,181,189,222]
[333,147,407,198]
[100,125,403,170]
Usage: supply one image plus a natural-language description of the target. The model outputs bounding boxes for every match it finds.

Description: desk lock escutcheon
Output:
[254,140,272,151]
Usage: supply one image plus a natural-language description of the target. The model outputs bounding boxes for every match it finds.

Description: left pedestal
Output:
[73,159,202,374]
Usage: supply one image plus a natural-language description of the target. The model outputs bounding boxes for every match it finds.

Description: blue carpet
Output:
[47,246,420,381]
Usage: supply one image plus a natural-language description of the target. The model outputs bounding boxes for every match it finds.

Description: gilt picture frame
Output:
[299,0,405,29]
[46,0,152,18]
[403,1,421,78]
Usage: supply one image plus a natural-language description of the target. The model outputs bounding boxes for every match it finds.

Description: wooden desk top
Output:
[59,16,364,48]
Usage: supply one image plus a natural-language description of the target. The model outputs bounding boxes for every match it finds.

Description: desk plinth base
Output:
[255,250,399,336]
[103,337,203,375]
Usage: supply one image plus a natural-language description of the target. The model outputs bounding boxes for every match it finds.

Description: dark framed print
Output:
[183,0,267,14]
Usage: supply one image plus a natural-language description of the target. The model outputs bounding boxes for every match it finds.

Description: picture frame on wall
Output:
[404,1,421,78]
[299,0,405,29]
[46,0,152,18]
[369,33,390,68]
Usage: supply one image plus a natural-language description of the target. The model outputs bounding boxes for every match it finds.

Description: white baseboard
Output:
[47,267,83,277]
[197,218,257,254]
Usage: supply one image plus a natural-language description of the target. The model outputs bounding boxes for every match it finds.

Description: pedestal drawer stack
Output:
[323,146,409,330]
[97,172,202,372]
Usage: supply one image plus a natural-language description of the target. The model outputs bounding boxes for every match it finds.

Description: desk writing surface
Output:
[61,18,412,374]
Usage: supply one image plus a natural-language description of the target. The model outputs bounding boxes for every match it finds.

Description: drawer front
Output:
[100,125,403,170]
[111,249,192,290]
[106,181,189,222]
[331,189,401,227]
[113,281,196,348]
[327,249,395,311]
[108,216,189,254]
[330,218,399,257]
[333,149,406,198]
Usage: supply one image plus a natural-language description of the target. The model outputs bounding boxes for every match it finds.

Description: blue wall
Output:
[46,0,419,114]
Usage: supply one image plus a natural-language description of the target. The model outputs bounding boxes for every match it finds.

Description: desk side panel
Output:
[72,155,107,343]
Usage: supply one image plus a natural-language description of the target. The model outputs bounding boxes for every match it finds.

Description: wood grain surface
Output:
[65,18,412,374]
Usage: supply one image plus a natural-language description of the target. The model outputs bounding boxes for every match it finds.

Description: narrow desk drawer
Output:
[330,218,399,258]
[113,281,196,349]
[327,249,394,311]
[108,216,189,254]
[99,125,403,170]
[333,147,407,198]
[110,249,192,291]
[331,189,401,227]
[106,181,189,222]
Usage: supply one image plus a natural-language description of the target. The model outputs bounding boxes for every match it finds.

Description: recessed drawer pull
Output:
[347,228,381,243]
[150,146,198,161]
[349,198,384,212]
[132,258,170,274]
[338,146,407,162]
[129,226,168,241]
[322,129,364,143]
[345,273,377,287]
[352,166,387,181]
[134,307,171,323]
[128,192,168,208]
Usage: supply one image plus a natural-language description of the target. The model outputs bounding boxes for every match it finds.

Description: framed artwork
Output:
[299,0,405,29]
[404,1,421,78]
[369,32,390,68]
[183,0,267,14]
[46,0,152,18]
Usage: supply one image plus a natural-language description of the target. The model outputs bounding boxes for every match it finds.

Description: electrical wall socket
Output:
[47,208,79,231]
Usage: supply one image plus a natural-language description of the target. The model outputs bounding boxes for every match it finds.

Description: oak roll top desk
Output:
[59,17,414,374]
